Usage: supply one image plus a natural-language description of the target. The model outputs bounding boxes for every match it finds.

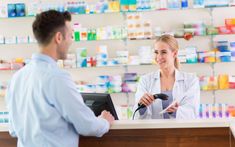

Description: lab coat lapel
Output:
[151,71,161,94]
[173,70,185,102]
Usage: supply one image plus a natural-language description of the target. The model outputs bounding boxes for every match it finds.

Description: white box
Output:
[0,4,8,18]
[4,36,17,44]
[17,36,28,44]
[0,36,4,44]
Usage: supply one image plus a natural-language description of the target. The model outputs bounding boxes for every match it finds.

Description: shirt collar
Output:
[154,69,184,81]
[31,53,57,66]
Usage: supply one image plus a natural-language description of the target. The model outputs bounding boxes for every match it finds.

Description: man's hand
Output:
[99,110,115,126]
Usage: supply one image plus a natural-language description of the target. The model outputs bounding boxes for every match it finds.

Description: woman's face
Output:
[154,41,177,69]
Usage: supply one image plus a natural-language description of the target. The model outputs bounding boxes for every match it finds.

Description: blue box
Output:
[7,4,16,17]
[16,3,26,17]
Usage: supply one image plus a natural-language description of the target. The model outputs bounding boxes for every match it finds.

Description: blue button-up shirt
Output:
[5,53,109,147]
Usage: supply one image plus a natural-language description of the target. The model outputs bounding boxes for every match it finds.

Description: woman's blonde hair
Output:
[155,34,180,69]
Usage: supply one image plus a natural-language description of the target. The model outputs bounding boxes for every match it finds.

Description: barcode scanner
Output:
[132,93,169,120]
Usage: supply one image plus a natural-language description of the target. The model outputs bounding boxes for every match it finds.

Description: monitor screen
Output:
[81,93,119,120]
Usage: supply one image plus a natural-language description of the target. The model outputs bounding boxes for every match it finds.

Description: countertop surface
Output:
[110,118,235,129]
[1,119,235,135]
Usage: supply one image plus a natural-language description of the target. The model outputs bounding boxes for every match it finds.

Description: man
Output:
[5,10,114,147]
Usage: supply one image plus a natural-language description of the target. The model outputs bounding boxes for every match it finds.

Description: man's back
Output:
[5,53,109,147]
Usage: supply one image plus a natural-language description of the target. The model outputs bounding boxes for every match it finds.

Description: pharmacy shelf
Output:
[215,89,235,105]
[1,61,235,73]
[90,90,234,106]
[0,5,234,20]
[67,62,234,71]
[1,33,235,46]
[1,2,234,107]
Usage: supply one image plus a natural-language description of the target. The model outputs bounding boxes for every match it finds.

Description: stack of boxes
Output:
[199,75,235,90]
[96,45,108,67]
[76,48,87,67]
[127,13,153,40]
[215,41,231,62]
[122,73,138,93]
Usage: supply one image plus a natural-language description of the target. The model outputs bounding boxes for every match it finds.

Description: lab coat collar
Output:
[154,69,184,81]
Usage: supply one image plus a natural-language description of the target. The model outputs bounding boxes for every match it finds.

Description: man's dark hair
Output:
[32,10,71,46]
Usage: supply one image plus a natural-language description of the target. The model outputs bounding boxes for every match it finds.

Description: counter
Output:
[110,118,232,129]
[81,119,235,147]
[1,119,235,147]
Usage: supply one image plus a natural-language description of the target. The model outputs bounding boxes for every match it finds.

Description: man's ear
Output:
[54,32,63,44]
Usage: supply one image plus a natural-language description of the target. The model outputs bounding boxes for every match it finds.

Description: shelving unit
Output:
[1,1,235,117]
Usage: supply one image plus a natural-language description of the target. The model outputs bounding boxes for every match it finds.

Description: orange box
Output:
[218,74,229,89]
[225,18,235,27]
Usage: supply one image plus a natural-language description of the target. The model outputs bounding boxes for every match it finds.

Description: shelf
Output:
[1,33,235,46]
[0,90,234,99]
[64,62,235,70]
[1,61,235,72]
[0,5,234,20]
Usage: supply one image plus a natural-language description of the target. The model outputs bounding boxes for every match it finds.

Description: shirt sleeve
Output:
[44,72,109,137]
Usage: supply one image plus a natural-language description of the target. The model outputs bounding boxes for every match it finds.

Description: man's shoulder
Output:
[48,67,71,80]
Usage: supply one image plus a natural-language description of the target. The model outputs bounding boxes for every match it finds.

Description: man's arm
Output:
[44,73,111,137]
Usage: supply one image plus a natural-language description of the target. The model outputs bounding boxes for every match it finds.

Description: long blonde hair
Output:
[155,34,180,69]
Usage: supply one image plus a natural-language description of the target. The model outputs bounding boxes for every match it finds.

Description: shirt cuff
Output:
[96,117,110,137]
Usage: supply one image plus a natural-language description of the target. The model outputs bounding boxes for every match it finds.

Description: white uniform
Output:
[134,69,200,119]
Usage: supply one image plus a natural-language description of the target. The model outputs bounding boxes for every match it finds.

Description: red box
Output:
[217,26,232,34]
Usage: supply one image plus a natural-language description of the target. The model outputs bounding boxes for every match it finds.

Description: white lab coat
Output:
[133,69,200,119]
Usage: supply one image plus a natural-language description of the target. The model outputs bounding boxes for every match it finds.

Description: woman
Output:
[133,34,200,119]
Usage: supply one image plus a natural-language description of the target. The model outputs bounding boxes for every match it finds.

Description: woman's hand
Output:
[138,93,155,107]
[166,101,179,113]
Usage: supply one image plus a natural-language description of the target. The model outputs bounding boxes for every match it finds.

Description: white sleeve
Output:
[133,76,152,119]
[176,75,200,119]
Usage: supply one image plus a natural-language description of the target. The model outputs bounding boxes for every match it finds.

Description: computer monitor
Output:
[81,93,119,120]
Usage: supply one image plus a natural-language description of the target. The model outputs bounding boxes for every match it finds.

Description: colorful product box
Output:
[198,51,216,63]
[7,4,16,17]
[0,4,8,18]
[76,48,87,67]
[215,51,231,62]
[0,111,9,124]
[218,74,229,89]
[225,18,235,27]
[199,103,230,119]
[86,57,97,67]
[199,76,218,91]
[15,3,26,17]
[229,75,235,89]
[122,82,137,93]
[217,26,233,34]
[186,46,198,63]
